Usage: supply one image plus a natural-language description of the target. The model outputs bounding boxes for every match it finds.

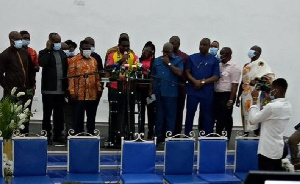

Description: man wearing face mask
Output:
[185,38,220,136]
[85,37,104,99]
[214,47,241,141]
[68,40,101,135]
[64,40,77,58]
[0,31,36,133]
[236,45,275,135]
[20,30,39,72]
[209,40,219,58]
[249,78,292,171]
[149,42,183,143]
[39,33,68,144]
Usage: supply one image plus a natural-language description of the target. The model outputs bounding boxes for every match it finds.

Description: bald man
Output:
[0,31,36,133]
[150,42,183,143]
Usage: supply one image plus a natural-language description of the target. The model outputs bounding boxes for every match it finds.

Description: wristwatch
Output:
[168,62,172,66]
[201,80,206,84]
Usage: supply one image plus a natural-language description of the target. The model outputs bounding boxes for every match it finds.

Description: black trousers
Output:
[137,87,155,139]
[42,94,65,137]
[74,100,98,135]
[214,92,233,141]
[258,154,283,171]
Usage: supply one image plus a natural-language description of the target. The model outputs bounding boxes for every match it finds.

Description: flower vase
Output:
[3,139,12,161]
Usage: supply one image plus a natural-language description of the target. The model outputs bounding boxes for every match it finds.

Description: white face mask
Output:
[82,50,92,58]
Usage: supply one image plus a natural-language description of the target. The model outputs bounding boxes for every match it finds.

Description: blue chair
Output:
[163,132,208,184]
[64,130,104,184]
[120,133,163,184]
[197,132,242,184]
[12,135,53,184]
[234,136,259,181]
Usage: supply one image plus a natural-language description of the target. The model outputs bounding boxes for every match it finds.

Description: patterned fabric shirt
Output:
[68,54,101,100]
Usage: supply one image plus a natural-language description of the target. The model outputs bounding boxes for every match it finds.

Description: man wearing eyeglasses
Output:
[150,42,183,143]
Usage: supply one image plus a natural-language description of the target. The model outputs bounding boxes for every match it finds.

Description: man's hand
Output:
[227,100,234,109]
[46,40,52,50]
[121,52,129,63]
[69,94,77,101]
[162,55,170,65]
[194,79,204,89]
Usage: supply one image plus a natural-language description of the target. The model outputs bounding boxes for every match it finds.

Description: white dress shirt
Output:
[249,98,292,159]
[214,60,241,92]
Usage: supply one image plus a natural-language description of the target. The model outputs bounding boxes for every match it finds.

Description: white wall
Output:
[0,0,299,136]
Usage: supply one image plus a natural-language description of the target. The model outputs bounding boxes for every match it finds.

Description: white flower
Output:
[18,113,27,120]
[3,154,8,162]
[19,124,25,130]
[18,119,26,126]
[24,99,31,108]
[17,92,25,97]
[10,120,14,124]
[15,105,23,112]
[11,87,17,95]
[8,123,15,129]
[24,108,29,113]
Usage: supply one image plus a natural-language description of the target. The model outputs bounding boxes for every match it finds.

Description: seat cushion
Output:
[234,172,248,180]
[12,176,53,184]
[198,173,241,183]
[164,175,208,184]
[121,173,163,184]
[64,173,104,183]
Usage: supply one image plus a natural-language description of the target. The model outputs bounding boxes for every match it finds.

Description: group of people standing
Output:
[0,30,276,145]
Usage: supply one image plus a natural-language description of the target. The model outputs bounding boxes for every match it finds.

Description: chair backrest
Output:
[121,136,156,174]
[13,137,48,176]
[68,136,100,174]
[198,136,227,174]
[164,138,195,175]
[234,137,259,172]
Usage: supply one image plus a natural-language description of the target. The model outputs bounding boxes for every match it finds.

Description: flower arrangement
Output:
[0,87,33,139]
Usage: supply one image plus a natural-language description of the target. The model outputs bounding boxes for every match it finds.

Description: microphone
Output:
[124,51,128,63]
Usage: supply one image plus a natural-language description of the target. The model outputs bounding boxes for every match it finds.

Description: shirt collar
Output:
[222,59,233,66]
[271,98,286,103]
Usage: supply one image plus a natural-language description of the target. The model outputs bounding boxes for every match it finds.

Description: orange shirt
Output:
[68,54,101,100]
[26,47,38,66]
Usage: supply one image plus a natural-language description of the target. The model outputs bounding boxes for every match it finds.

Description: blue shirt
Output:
[186,53,220,97]
[152,54,183,97]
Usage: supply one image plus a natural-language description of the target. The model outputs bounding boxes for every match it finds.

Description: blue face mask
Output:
[64,50,70,57]
[22,40,30,46]
[248,50,256,59]
[91,47,95,53]
[53,43,61,51]
[69,51,75,57]
[13,40,23,49]
[209,47,218,56]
